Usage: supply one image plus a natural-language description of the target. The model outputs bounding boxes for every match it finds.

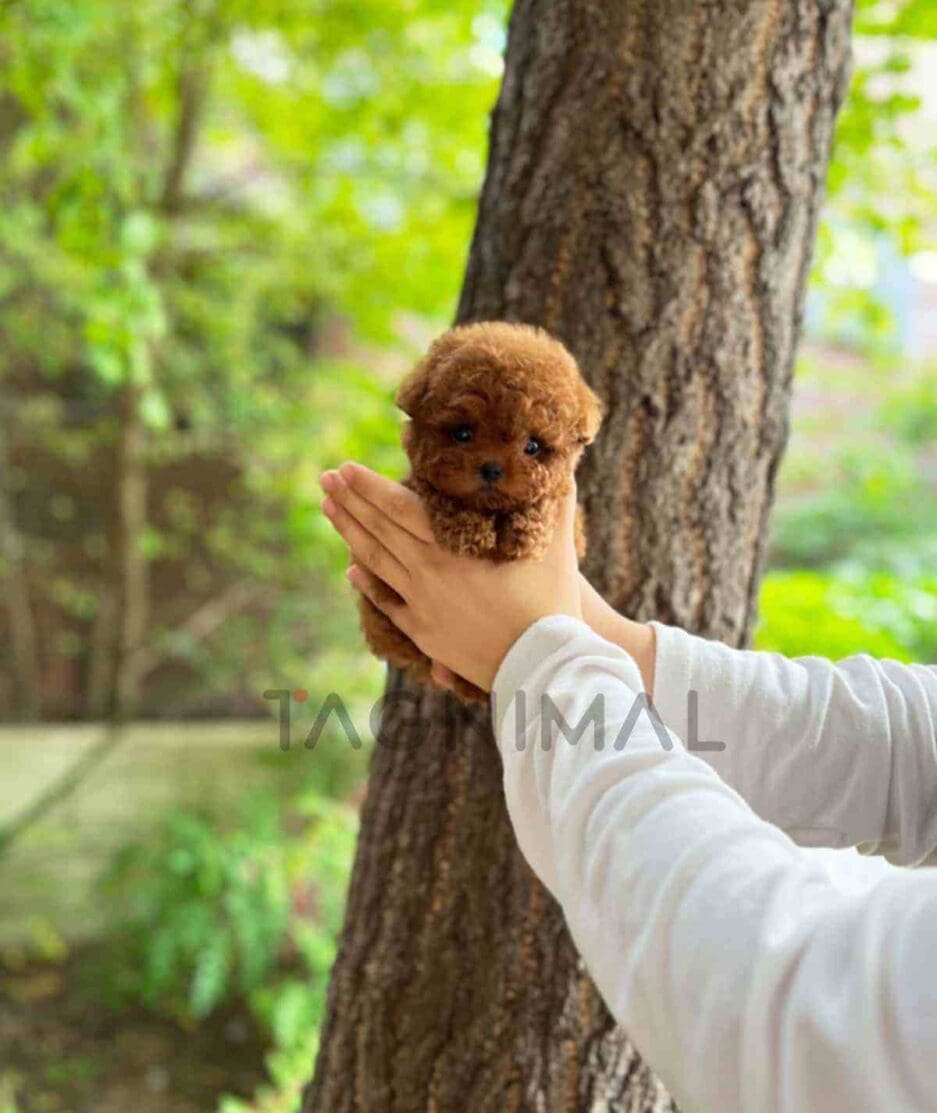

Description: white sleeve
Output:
[650,622,937,865]
[492,616,937,1113]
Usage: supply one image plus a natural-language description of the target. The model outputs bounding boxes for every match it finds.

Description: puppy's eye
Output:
[452,424,473,444]
[524,437,542,457]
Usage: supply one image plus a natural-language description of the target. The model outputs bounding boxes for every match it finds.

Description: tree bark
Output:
[305,1,853,1109]
[0,416,40,720]
[111,383,148,720]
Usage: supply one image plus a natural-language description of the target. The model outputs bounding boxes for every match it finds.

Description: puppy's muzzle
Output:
[479,461,503,484]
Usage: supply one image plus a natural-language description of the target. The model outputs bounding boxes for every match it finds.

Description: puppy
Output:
[360,320,602,703]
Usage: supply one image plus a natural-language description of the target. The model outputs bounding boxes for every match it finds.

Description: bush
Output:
[879,363,937,447]
[756,568,937,662]
[769,445,937,569]
[97,786,358,1112]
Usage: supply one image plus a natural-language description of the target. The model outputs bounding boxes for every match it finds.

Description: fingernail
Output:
[339,462,357,483]
[320,471,342,493]
[346,564,361,584]
[321,496,336,517]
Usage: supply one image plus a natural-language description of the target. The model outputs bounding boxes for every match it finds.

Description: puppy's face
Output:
[397,322,602,512]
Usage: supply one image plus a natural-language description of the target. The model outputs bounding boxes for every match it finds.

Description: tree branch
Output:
[129,579,263,681]
[161,62,207,215]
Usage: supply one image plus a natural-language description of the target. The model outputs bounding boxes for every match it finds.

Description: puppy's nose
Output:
[479,461,503,484]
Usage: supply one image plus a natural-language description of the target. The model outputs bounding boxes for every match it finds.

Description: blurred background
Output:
[0,0,935,1110]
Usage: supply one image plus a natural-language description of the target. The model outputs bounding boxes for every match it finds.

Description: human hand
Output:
[426,573,657,696]
[319,463,581,692]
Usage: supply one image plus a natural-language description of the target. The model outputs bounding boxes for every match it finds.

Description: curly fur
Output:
[360,321,603,703]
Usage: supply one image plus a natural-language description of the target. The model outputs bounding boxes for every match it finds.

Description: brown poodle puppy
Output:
[360,320,603,703]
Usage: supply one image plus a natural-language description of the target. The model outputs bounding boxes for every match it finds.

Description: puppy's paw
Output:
[432,508,497,558]
[496,506,554,561]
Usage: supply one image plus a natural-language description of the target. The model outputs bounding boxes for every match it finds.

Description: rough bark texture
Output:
[305,2,853,1109]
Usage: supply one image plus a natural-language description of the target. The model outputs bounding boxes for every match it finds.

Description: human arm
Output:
[494,616,937,1113]
[321,461,937,1111]
[321,461,937,864]
[582,587,937,865]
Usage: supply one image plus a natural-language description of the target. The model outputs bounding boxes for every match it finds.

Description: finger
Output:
[320,469,420,564]
[347,564,411,629]
[338,463,435,543]
[322,497,411,598]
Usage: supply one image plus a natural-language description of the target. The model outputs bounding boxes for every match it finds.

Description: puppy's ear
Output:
[396,364,429,418]
[575,379,604,445]
[396,328,463,417]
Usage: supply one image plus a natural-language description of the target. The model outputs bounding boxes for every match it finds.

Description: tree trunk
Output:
[111,383,148,720]
[305,2,853,1109]
[0,417,40,720]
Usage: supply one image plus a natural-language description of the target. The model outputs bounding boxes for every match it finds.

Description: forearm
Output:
[493,617,937,1113]
[650,623,937,863]
[581,579,937,864]
[579,575,656,693]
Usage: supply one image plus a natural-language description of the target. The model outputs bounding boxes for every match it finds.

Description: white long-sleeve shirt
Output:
[491,616,937,1113]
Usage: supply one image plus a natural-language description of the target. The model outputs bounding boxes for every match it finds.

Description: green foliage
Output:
[218,1037,317,1113]
[758,559,937,663]
[878,361,937,446]
[0,1073,22,1113]
[757,570,913,660]
[769,351,937,561]
[0,0,506,357]
[813,0,936,348]
[856,0,937,40]
[2,0,934,716]
[97,785,357,1111]
[761,356,937,664]
[0,0,506,714]
[769,446,937,567]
